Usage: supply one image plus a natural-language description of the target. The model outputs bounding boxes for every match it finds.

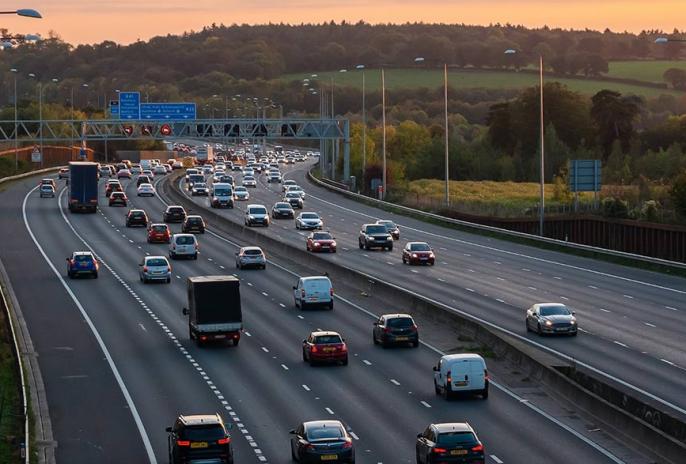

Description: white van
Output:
[293,276,333,310]
[433,353,488,399]
[169,234,198,260]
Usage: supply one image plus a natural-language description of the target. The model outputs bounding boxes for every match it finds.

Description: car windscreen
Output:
[302,213,319,219]
[193,183,207,188]
[169,208,184,214]
[249,207,267,215]
[365,225,387,234]
[146,258,167,267]
[379,221,396,229]
[180,425,225,441]
[189,175,204,183]
[235,187,247,192]
[130,211,146,217]
[187,218,202,224]
[314,335,342,344]
[175,236,195,245]
[312,233,332,240]
[275,203,290,208]
[306,426,344,440]
[387,318,414,328]
[152,225,167,232]
[540,305,570,316]
[243,249,263,256]
[244,176,255,181]
[436,431,478,446]
[74,255,93,262]
[214,188,231,195]
[41,185,53,190]
[286,193,300,198]
[410,243,431,251]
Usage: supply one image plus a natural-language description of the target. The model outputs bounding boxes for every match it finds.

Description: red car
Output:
[108,191,128,207]
[302,331,348,366]
[147,223,171,243]
[402,242,435,265]
[105,182,122,197]
[306,231,337,253]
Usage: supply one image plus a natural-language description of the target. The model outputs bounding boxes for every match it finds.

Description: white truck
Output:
[196,146,214,165]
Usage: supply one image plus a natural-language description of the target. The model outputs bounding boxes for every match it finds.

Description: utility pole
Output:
[444,64,450,206]
[381,68,387,200]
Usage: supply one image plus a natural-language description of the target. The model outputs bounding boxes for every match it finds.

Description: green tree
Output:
[671,172,686,217]
[663,68,686,90]
[590,90,642,157]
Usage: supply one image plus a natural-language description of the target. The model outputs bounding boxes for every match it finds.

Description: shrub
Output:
[670,172,686,217]
[639,200,660,222]
[602,196,629,218]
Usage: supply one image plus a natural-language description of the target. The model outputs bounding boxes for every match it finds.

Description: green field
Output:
[607,60,686,84]
[284,67,684,97]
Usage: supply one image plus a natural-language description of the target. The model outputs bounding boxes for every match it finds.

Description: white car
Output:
[295,212,323,230]
[233,186,250,201]
[433,353,489,399]
[202,165,214,175]
[282,179,297,192]
[245,204,270,227]
[153,165,167,175]
[137,183,156,197]
[142,169,154,178]
[169,234,198,260]
[242,168,255,177]
[191,182,209,196]
[293,276,334,310]
[139,256,171,283]
[131,165,142,175]
[286,185,306,199]
[39,184,55,198]
[242,176,257,187]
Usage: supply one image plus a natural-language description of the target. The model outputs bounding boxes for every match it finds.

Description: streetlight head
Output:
[414,57,425,63]
[28,73,36,78]
[655,37,669,44]
[51,78,59,83]
[311,74,318,78]
[16,9,42,19]
[339,69,347,73]
[356,64,365,69]
[1,42,13,49]
[504,49,517,54]
[10,68,18,73]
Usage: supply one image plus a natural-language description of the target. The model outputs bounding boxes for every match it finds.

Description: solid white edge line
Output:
[23,186,157,464]
[168,170,627,461]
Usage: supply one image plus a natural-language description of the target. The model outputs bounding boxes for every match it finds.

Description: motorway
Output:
[0,170,637,462]
[179,159,686,421]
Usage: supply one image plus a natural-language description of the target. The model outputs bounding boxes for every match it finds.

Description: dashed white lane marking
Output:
[362,360,372,366]
[279,303,286,308]
[613,340,628,348]
[362,254,369,258]
[466,288,475,292]
[665,306,678,311]
[560,296,569,301]
[467,269,475,273]
[302,384,311,391]
[491,455,504,464]
[390,379,400,386]
[262,291,269,297]
[496,298,505,303]
[496,277,505,281]
[643,322,656,328]
[623,294,634,299]
[521,268,531,272]
[261,347,270,353]
[528,286,537,291]
[588,285,598,289]
[325,407,335,415]
[420,401,432,408]
[128,239,134,243]
[219,265,225,269]
[553,276,562,280]
[297,315,304,319]
[494,261,501,265]
[438,278,446,282]
[281,364,289,371]
[247,282,253,286]
[661,359,675,366]
[599,308,611,313]
[138,323,147,332]
[410,269,418,274]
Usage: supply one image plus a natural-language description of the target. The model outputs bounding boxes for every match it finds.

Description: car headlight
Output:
[331,241,337,247]
[249,215,255,219]
[412,253,418,258]
[545,320,553,326]
[314,242,321,247]
[570,319,577,324]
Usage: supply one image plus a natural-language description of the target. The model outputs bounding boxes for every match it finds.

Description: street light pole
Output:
[381,68,387,200]
[538,54,545,237]
[356,64,366,183]
[11,68,18,171]
[444,63,450,206]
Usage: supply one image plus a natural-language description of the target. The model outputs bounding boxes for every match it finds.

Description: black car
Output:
[376,220,400,240]
[126,209,149,227]
[163,205,187,223]
[373,314,419,347]
[219,175,234,185]
[272,202,295,219]
[290,420,354,463]
[284,192,304,209]
[167,414,233,464]
[358,224,393,251]
[137,175,152,187]
[416,423,485,464]
[182,215,206,234]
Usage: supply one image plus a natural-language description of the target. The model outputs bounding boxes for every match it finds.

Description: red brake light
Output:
[143,266,148,272]
[432,447,447,454]
[411,324,418,332]
[311,345,318,353]
[471,444,484,452]
[384,327,391,333]
[217,437,230,445]
[446,370,452,384]
[176,440,190,447]
[329,287,334,296]
[342,439,353,449]
[484,369,490,381]
[340,344,347,352]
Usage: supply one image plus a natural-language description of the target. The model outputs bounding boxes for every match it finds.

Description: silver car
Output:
[233,186,250,201]
[526,303,578,336]
[242,175,257,188]
[139,256,171,283]
[296,212,323,230]
[235,246,266,270]
[39,184,55,198]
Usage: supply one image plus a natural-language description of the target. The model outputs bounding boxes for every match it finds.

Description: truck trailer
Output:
[183,276,242,346]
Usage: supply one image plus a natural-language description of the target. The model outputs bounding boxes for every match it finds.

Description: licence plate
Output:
[190,442,208,449]
[420,257,427,261]
[214,334,226,339]
[555,328,567,332]
[454,380,468,386]
[321,455,338,461]
[450,449,468,456]
[395,336,409,341]
[323,347,335,352]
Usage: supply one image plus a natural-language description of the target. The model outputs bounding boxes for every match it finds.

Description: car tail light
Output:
[384,327,392,334]
[340,344,347,352]
[411,324,418,332]
[200,335,208,341]
[342,439,353,449]
[447,370,452,384]
[143,266,149,272]
[432,447,447,454]
[471,444,484,452]
[217,437,231,445]
[311,345,318,353]
[329,287,334,296]
[484,369,489,381]
[301,289,306,297]
[176,440,191,447]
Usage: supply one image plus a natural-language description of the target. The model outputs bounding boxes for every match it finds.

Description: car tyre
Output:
[482,387,489,399]
[571,330,578,337]
[93,272,98,279]
[434,380,441,395]
[373,333,379,345]
[443,384,452,400]
[166,277,171,284]
[526,320,532,332]
[328,301,334,310]
[193,254,198,260]
[412,340,419,348]
[537,323,542,334]
[342,356,348,366]
[358,241,364,249]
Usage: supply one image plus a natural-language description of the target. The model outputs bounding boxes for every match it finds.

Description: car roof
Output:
[150,223,167,227]
[310,330,341,338]
[247,204,266,208]
[178,414,223,426]
[303,420,344,430]
[186,215,202,219]
[167,205,184,209]
[381,313,413,319]
[144,255,167,261]
[72,251,93,256]
[432,423,474,434]
[407,241,430,246]
[173,233,195,238]
[441,353,485,362]
[533,303,567,309]
[129,209,145,213]
[301,276,331,283]
[240,246,263,252]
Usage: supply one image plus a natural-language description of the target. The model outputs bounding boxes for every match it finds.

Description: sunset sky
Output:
[3,0,685,45]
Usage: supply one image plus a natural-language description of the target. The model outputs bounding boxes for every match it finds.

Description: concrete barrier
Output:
[162,172,686,463]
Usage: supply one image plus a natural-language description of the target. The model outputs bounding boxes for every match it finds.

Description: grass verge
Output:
[0,306,22,462]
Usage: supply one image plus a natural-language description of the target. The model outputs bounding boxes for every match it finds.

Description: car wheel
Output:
[233,338,240,346]
[302,349,307,362]
[402,256,406,264]
[342,356,348,366]
[537,323,542,334]
[166,277,171,284]
[412,340,419,348]
[93,272,98,279]
[526,320,532,332]
[388,246,393,252]
[443,384,452,400]
[300,301,308,311]
[434,380,441,395]
[67,270,74,279]
[328,301,334,310]
[193,254,198,260]
[262,264,266,270]
[373,332,379,345]
[482,387,489,399]
[571,330,578,337]
[358,241,363,249]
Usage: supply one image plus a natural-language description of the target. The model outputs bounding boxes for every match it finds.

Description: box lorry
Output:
[68,161,98,213]
[183,276,242,346]
[196,146,214,165]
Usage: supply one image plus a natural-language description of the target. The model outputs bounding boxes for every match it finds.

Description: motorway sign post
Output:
[569,159,602,211]
[31,146,41,163]
[140,103,196,120]
[118,92,141,119]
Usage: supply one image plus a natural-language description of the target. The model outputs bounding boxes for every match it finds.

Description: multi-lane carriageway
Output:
[0,161,670,463]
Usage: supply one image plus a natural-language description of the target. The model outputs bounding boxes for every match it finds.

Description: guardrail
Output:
[0,166,63,186]
[308,171,686,271]
[0,274,29,463]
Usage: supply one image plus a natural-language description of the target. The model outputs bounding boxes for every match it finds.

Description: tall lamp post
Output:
[505,48,545,236]
[10,68,18,170]
[381,68,387,200]
[355,64,366,183]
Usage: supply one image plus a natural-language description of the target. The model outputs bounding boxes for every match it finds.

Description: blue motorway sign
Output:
[140,103,196,120]
[119,92,141,119]
[109,100,119,117]
[569,159,602,192]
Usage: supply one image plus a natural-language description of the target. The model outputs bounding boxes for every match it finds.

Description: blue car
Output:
[66,251,99,279]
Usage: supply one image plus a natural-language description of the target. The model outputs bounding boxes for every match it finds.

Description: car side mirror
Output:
[417,433,422,438]
[572,311,576,315]
[66,258,70,262]
[373,322,378,326]
[165,427,172,433]
[182,307,188,315]
[293,286,297,290]
[432,366,438,372]
[138,263,142,266]
[289,429,296,435]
